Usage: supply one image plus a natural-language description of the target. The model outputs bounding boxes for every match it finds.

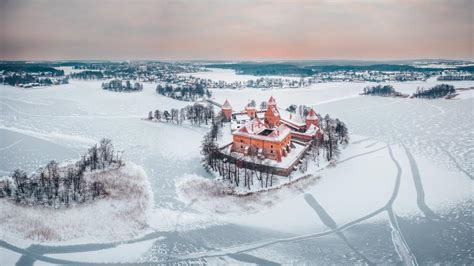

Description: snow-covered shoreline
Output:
[0,162,153,243]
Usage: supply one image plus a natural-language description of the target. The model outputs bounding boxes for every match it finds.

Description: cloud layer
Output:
[1,0,472,60]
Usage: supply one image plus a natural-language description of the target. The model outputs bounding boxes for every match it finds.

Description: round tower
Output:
[221,99,232,120]
[245,104,256,118]
[306,108,319,128]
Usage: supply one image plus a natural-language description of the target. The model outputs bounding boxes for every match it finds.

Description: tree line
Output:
[0,139,123,208]
[102,79,143,92]
[362,84,399,96]
[156,83,212,101]
[412,84,456,99]
[70,70,104,80]
[1,74,69,87]
[147,103,215,126]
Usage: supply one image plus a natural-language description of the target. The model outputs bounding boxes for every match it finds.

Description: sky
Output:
[0,0,472,61]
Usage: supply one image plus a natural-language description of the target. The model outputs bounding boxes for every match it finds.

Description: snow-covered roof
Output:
[278,108,306,128]
[268,96,277,106]
[266,106,280,117]
[306,109,318,120]
[305,124,319,135]
[233,118,291,142]
[222,99,232,110]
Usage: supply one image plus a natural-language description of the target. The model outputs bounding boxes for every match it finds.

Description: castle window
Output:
[271,150,273,154]
[271,145,273,148]
[241,145,243,149]
[240,139,243,143]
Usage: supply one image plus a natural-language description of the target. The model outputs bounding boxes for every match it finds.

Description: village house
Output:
[222,96,321,162]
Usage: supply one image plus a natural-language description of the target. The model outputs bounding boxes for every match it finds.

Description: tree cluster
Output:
[70,71,104,80]
[412,84,456,99]
[147,103,215,126]
[156,83,212,101]
[316,115,349,162]
[285,104,316,119]
[0,139,123,208]
[102,79,143,92]
[1,73,68,87]
[362,85,398,96]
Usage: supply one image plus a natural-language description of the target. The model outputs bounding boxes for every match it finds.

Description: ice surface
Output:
[0,74,473,264]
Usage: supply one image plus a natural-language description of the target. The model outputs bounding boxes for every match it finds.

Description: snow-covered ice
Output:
[0,73,473,264]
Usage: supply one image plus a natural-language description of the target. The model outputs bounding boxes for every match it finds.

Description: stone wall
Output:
[216,140,311,177]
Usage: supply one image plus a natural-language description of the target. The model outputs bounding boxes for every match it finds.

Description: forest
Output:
[156,83,212,101]
[361,84,406,97]
[412,84,456,99]
[147,103,215,126]
[205,62,472,76]
[0,62,65,75]
[1,74,69,87]
[0,139,123,208]
[70,70,104,80]
[102,79,143,92]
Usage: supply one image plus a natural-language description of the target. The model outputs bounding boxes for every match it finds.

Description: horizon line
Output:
[1,58,473,63]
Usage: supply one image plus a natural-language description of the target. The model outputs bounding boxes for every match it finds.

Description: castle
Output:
[222,96,320,162]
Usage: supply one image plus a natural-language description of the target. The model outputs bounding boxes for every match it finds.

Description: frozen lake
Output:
[0,74,473,264]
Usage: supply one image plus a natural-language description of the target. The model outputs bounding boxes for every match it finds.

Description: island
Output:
[0,139,152,242]
[201,96,349,192]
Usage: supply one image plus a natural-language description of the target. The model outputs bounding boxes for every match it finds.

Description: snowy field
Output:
[179,68,302,82]
[0,70,473,264]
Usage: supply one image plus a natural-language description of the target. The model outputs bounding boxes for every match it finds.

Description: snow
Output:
[36,239,158,265]
[179,68,302,83]
[217,122,233,147]
[54,66,84,75]
[455,88,474,99]
[1,75,473,264]
[180,136,472,236]
[176,173,320,215]
[0,247,22,266]
[0,162,153,243]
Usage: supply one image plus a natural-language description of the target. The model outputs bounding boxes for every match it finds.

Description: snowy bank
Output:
[0,162,153,243]
[176,173,320,215]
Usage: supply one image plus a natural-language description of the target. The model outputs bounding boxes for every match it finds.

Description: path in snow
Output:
[1,78,473,264]
[2,142,459,265]
[402,144,439,219]
[0,138,24,151]
[386,146,418,266]
[304,194,374,265]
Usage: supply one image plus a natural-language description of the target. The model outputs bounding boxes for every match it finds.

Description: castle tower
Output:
[267,96,277,108]
[264,97,280,128]
[306,108,319,128]
[245,104,257,118]
[221,99,232,120]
